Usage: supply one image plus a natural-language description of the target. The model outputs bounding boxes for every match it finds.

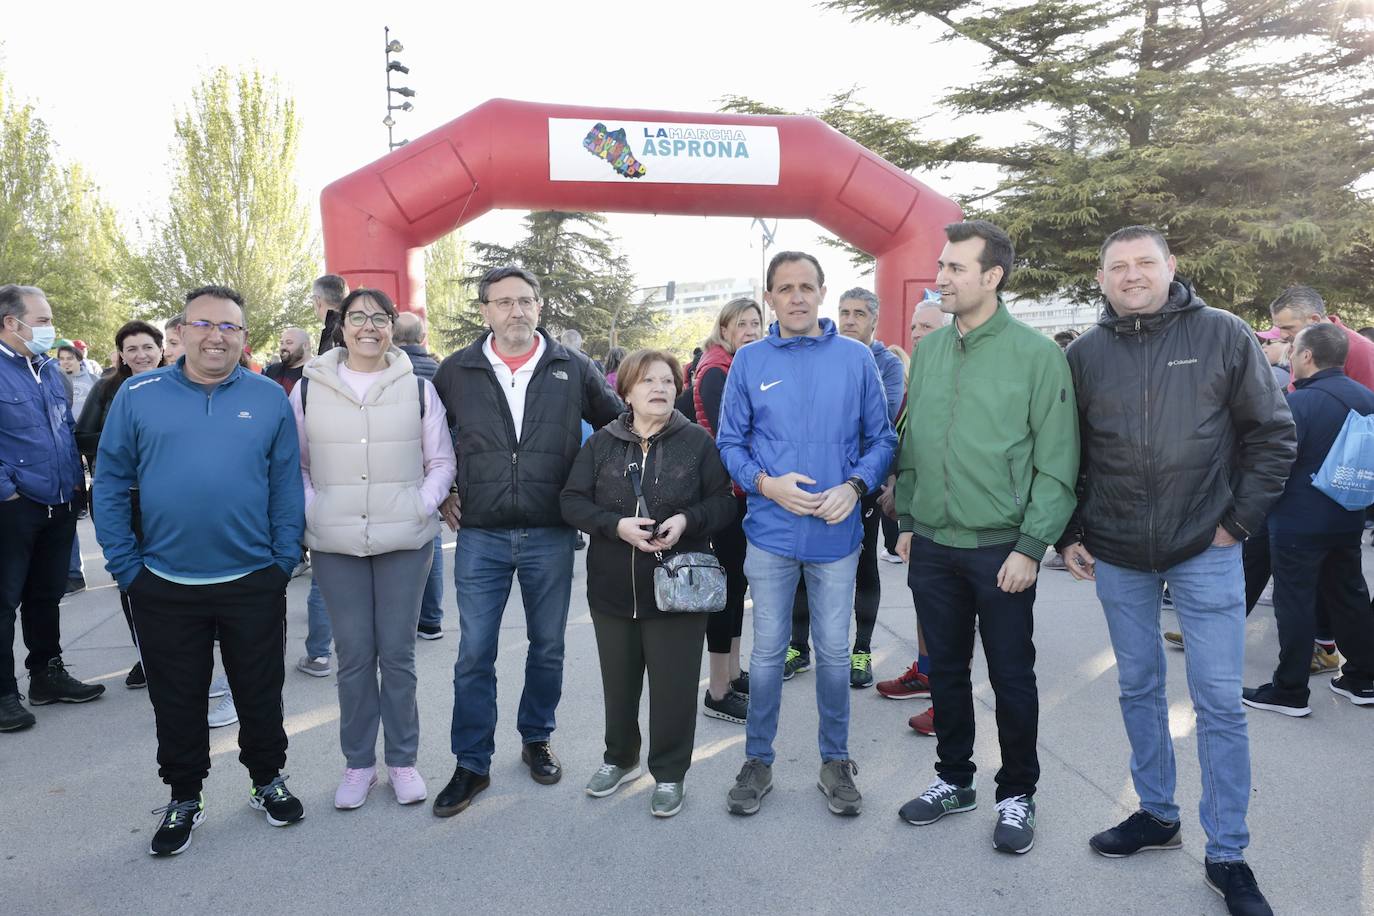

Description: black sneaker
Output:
[416,623,444,640]
[149,795,204,857]
[783,647,810,681]
[730,670,750,696]
[125,662,147,689]
[28,659,105,705]
[899,778,977,825]
[1089,809,1182,857]
[703,689,747,724]
[1241,683,1311,718]
[248,775,304,826]
[1204,860,1274,916]
[849,652,874,688]
[1330,675,1374,706]
[992,794,1036,854]
[0,692,36,732]
[64,576,86,596]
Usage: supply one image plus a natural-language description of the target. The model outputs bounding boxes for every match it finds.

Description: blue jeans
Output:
[744,541,860,766]
[304,573,331,660]
[1095,544,1251,862]
[418,535,444,629]
[450,526,575,774]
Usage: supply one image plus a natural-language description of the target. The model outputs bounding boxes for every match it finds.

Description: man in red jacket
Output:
[1271,286,1374,391]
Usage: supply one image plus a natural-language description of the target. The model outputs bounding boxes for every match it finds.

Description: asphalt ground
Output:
[4,517,1372,915]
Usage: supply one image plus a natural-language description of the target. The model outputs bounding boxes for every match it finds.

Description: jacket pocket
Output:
[1007,458,1023,507]
[0,392,40,430]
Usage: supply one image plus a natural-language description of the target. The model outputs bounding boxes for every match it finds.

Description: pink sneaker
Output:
[334,766,378,810]
[388,766,427,805]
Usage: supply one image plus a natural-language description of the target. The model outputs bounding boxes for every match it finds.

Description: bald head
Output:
[278,327,311,368]
[393,312,426,346]
[910,304,947,348]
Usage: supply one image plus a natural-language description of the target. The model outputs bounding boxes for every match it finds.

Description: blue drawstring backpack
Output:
[1311,404,1374,509]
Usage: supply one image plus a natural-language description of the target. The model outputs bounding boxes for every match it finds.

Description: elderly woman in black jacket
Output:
[561,348,735,818]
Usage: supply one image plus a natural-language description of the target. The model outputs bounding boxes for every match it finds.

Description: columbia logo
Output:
[237,410,253,419]
[1167,358,1199,368]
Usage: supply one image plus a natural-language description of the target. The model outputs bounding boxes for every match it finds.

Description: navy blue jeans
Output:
[418,535,444,629]
[908,535,1039,800]
[449,526,575,774]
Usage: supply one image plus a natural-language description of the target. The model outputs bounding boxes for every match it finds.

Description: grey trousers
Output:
[313,546,432,768]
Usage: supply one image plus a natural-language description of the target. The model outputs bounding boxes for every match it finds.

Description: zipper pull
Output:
[511,452,518,465]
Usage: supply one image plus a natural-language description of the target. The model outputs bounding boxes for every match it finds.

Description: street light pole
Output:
[383,27,415,152]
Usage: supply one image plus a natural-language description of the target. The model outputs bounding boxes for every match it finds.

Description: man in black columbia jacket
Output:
[1060,226,1293,916]
[429,266,622,817]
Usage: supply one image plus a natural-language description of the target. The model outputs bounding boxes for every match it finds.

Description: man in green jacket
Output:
[893,220,1079,855]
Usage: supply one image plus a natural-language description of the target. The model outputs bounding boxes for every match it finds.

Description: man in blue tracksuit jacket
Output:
[1242,322,1374,715]
[717,252,897,818]
[94,285,306,856]
[0,284,106,733]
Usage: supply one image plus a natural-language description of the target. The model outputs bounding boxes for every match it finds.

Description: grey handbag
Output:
[626,459,727,614]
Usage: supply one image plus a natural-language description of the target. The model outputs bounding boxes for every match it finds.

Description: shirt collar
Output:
[482,332,545,370]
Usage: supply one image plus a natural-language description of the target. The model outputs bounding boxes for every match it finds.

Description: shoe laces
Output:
[255,774,292,800]
[784,647,801,664]
[899,660,923,684]
[655,782,680,795]
[851,652,872,672]
[390,766,420,782]
[996,795,1031,828]
[737,759,767,785]
[152,797,200,825]
[828,759,859,789]
[342,768,373,786]
[918,779,959,803]
[593,763,621,779]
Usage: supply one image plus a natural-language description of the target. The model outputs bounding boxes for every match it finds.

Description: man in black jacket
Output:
[1060,227,1293,916]
[393,312,446,639]
[430,266,622,817]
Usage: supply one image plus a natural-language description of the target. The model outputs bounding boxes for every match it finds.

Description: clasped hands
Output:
[760,472,858,525]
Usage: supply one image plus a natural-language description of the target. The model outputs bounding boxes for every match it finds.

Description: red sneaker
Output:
[876,661,931,700]
[909,706,935,736]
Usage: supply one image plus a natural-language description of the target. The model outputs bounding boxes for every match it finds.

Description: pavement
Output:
[4,518,1373,916]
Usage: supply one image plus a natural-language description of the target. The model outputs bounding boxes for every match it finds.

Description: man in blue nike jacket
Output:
[717,251,896,818]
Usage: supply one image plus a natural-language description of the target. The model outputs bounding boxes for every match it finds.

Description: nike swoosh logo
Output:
[760,380,782,391]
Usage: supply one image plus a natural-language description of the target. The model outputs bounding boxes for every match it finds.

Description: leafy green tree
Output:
[422,232,475,358]
[461,210,659,354]
[726,1,1374,323]
[127,67,318,350]
[0,73,130,349]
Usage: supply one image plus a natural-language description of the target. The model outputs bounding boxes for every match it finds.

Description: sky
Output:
[2,0,1020,322]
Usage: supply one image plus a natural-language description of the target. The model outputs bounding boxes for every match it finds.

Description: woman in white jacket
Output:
[291,288,456,810]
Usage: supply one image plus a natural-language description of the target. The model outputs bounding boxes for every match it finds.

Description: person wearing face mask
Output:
[561,350,735,816]
[74,320,168,690]
[430,266,623,818]
[0,285,104,733]
[292,289,456,811]
[692,297,764,724]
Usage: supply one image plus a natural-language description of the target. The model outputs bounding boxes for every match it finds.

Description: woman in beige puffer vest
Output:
[289,289,456,812]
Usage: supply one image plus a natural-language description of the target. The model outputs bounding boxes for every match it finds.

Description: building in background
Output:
[1006,295,1098,337]
[641,277,759,320]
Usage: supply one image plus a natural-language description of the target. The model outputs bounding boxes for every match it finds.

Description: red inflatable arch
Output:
[320,98,961,348]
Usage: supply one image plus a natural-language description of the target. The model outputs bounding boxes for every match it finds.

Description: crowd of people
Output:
[5,218,1374,916]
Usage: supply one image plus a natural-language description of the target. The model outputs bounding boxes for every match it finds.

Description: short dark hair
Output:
[1099,226,1171,265]
[313,274,348,307]
[478,266,542,303]
[1270,285,1326,318]
[116,320,164,353]
[0,284,45,326]
[57,344,81,360]
[615,348,684,399]
[766,251,825,292]
[1053,329,1079,348]
[1294,322,1347,370]
[335,288,400,348]
[184,285,245,308]
[839,287,879,316]
[945,221,1014,291]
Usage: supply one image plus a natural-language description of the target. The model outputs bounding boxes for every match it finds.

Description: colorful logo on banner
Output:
[551,118,780,185]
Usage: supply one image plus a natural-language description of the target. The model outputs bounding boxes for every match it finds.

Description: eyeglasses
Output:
[484,297,538,313]
[345,311,394,328]
[184,320,245,334]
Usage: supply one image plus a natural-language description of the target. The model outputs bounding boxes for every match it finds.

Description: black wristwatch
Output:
[845,476,868,498]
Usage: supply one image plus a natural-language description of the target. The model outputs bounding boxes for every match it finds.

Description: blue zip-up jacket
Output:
[1268,367,1374,548]
[0,340,82,505]
[93,361,305,590]
[868,339,905,423]
[717,319,897,562]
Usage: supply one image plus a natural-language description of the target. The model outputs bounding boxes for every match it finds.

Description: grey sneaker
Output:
[993,794,1036,854]
[585,762,641,798]
[651,782,685,817]
[207,692,238,728]
[899,777,977,825]
[726,758,773,816]
[818,759,862,816]
[296,655,331,678]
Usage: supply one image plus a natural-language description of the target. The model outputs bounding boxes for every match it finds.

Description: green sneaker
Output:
[726,758,773,815]
[585,762,641,798]
[850,652,874,688]
[651,782,685,817]
[783,647,811,681]
[818,759,862,816]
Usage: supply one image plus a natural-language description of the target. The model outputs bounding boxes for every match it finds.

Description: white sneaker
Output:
[208,675,229,699]
[296,655,331,678]
[207,692,238,728]
[878,548,903,565]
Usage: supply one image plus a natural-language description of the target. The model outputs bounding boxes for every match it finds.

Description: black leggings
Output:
[706,497,748,655]
[791,494,881,654]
